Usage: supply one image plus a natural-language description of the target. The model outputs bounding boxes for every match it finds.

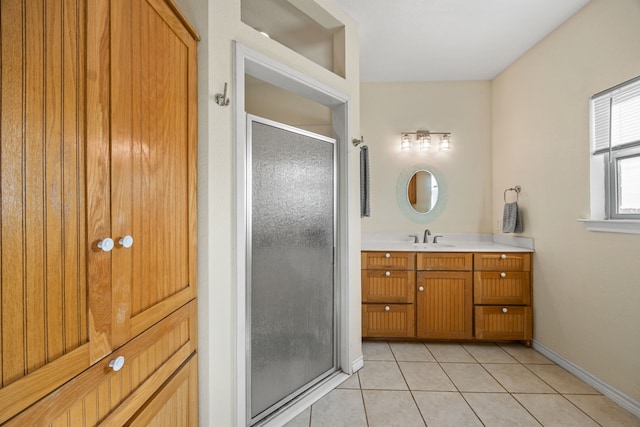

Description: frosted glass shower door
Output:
[247,115,337,424]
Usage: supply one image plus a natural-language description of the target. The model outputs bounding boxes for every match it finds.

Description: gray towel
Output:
[502,201,523,233]
[360,145,370,217]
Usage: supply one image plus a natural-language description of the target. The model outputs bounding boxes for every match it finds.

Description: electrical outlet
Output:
[495,220,501,231]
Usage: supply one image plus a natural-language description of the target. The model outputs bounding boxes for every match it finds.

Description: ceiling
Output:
[326,0,591,81]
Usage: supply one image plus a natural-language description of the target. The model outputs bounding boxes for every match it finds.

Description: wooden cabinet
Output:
[4,302,198,426]
[416,254,473,339]
[0,0,198,424]
[361,250,533,345]
[473,253,533,344]
[362,252,416,337]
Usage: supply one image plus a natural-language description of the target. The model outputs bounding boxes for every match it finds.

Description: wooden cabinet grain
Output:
[361,250,533,345]
[416,254,473,339]
[0,0,199,423]
[362,252,416,337]
[473,253,533,345]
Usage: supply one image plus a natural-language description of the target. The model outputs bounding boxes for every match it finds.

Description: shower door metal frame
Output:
[233,41,356,427]
[246,114,339,425]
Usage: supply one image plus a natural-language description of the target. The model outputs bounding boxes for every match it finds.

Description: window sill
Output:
[578,219,640,234]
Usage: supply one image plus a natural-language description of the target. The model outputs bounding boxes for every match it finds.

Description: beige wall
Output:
[492,0,640,403]
[174,0,361,425]
[361,81,493,234]
[245,76,333,137]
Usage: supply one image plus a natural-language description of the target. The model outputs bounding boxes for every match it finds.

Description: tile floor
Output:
[285,341,640,427]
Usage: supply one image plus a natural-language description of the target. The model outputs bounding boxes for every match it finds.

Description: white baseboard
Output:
[352,355,364,373]
[533,340,640,418]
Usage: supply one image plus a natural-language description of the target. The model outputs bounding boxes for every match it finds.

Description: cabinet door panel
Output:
[4,302,197,427]
[110,0,198,346]
[0,0,91,422]
[416,253,472,271]
[473,253,531,271]
[474,272,531,305]
[416,272,473,339]
[361,251,415,270]
[475,306,532,341]
[362,304,415,337]
[125,354,198,426]
[362,270,415,303]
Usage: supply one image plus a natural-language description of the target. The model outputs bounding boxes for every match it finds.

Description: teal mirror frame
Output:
[396,163,447,222]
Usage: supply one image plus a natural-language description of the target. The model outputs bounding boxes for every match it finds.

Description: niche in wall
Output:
[241,0,346,78]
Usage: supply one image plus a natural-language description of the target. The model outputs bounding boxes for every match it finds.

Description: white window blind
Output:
[591,75,640,154]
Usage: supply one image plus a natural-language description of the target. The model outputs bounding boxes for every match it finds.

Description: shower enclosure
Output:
[246,115,338,424]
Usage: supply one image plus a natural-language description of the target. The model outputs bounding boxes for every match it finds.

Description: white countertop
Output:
[361,232,534,253]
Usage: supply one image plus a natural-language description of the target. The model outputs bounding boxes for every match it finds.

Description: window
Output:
[591,75,640,220]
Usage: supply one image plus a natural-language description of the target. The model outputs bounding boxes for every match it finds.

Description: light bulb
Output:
[419,134,431,150]
[401,134,412,150]
[440,134,451,151]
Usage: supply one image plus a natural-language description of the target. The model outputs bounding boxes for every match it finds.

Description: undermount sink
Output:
[413,243,455,249]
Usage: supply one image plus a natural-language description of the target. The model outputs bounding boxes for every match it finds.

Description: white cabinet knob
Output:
[119,235,134,248]
[97,238,115,252]
[385,306,390,311]
[500,272,506,278]
[418,286,424,292]
[502,307,508,313]
[501,254,507,259]
[385,271,391,276]
[109,355,125,372]
[385,253,391,258]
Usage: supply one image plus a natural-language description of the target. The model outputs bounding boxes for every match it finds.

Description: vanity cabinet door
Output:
[475,306,532,341]
[416,271,473,339]
[473,253,531,271]
[416,253,472,271]
[362,304,415,338]
[362,270,415,303]
[473,252,533,345]
[474,272,531,305]
[362,251,416,270]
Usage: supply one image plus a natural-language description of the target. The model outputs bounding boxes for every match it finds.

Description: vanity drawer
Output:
[416,253,472,271]
[362,270,415,303]
[362,251,415,270]
[474,272,531,305]
[362,304,415,338]
[473,253,531,271]
[475,306,532,341]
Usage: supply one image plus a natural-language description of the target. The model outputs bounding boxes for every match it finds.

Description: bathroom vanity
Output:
[361,236,533,346]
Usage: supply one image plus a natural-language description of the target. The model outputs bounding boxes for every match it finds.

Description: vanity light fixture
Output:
[400,131,452,151]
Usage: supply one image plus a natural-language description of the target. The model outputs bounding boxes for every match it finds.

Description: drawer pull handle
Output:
[502,307,508,313]
[109,355,125,372]
[385,253,391,258]
[501,254,507,259]
[97,237,115,252]
[385,271,391,276]
[385,306,390,311]
[500,272,506,278]
[418,286,424,292]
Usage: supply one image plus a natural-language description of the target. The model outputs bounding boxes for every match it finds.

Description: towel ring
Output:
[504,185,521,203]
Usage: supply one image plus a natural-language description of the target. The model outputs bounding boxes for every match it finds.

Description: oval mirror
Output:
[407,169,439,214]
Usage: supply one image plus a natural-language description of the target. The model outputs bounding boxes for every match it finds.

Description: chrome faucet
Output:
[433,235,444,244]
[423,229,431,243]
[409,234,419,243]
